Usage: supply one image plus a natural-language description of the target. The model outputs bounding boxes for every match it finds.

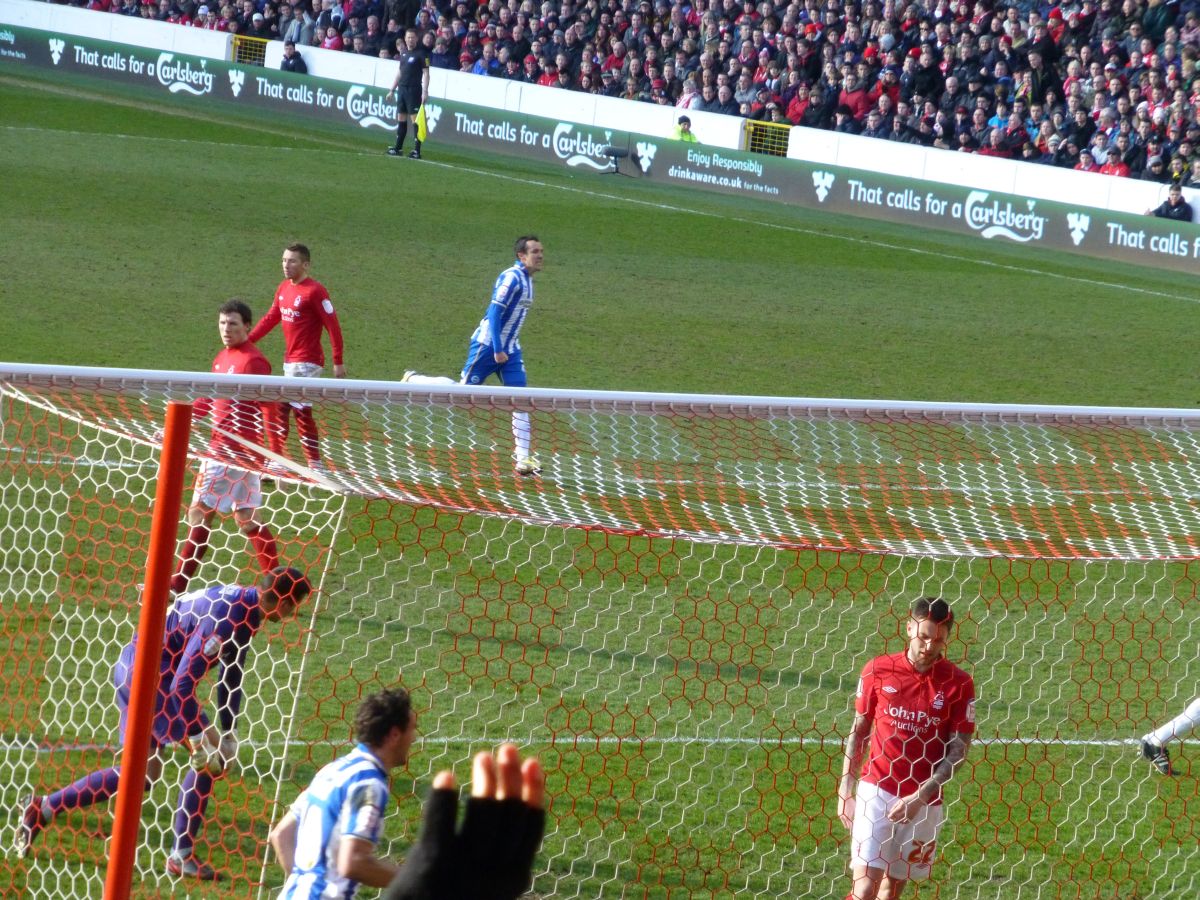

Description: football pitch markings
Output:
[5,736,1191,752]
[1,113,1195,307]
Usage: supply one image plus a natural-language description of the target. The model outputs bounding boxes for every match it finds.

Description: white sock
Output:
[405,373,456,385]
[512,411,532,460]
[1147,696,1200,746]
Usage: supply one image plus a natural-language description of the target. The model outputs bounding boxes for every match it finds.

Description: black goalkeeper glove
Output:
[383,787,546,900]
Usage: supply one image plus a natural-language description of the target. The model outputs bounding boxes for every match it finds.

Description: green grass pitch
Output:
[1,68,1198,899]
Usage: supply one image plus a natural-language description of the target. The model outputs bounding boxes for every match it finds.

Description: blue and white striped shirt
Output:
[278,744,390,900]
[470,259,534,355]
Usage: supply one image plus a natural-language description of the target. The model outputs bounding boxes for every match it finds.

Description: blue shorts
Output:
[114,643,208,748]
[460,342,526,387]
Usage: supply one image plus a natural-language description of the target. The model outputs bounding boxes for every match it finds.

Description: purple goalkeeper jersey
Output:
[114,585,263,745]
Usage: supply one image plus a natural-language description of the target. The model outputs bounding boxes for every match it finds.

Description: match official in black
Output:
[387,28,430,160]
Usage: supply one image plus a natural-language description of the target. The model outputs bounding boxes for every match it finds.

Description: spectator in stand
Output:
[834,103,860,134]
[714,83,739,116]
[361,16,384,56]
[1099,147,1131,176]
[115,0,1200,195]
[282,5,316,47]
[321,25,344,52]
[281,40,308,74]
[978,127,1014,157]
[1146,183,1195,219]
[473,41,500,76]
[1186,158,1200,188]
[430,37,455,69]
[1167,155,1189,185]
[1142,155,1168,181]
[1075,149,1100,172]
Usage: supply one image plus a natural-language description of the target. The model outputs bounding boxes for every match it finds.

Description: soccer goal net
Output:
[1,363,1197,899]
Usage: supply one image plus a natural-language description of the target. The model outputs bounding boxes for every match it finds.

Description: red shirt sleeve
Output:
[854,659,877,718]
[315,286,345,366]
[248,299,281,345]
[950,674,977,735]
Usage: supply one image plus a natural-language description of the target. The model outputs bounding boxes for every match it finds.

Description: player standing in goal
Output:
[18,567,312,881]
[404,236,545,477]
[837,598,976,900]
[1140,696,1200,775]
[249,243,346,471]
[171,299,279,595]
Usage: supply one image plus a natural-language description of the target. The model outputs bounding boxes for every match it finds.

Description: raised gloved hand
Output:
[384,743,546,900]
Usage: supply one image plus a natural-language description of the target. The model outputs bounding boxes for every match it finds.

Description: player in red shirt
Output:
[248,242,346,469]
[837,598,976,900]
[170,300,280,594]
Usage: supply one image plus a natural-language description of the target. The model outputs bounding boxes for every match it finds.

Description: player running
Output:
[18,568,312,880]
[249,243,345,471]
[837,598,976,900]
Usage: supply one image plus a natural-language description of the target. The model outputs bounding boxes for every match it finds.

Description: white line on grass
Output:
[6,736,1193,753]
[1,111,1194,306]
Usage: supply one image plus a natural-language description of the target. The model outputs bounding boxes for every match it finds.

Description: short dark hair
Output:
[354,687,413,746]
[260,565,312,606]
[219,299,253,326]
[285,242,311,262]
[911,597,954,629]
[514,234,540,256]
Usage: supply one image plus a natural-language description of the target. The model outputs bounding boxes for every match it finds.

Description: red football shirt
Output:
[855,651,975,803]
[249,277,345,367]
[195,341,272,464]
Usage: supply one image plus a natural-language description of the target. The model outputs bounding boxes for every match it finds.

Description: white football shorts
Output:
[283,362,323,410]
[850,781,944,881]
[195,461,262,514]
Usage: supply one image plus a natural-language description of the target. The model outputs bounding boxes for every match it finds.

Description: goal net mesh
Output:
[1,365,1197,899]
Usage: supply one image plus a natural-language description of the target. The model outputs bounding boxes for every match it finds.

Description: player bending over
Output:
[837,598,976,900]
[1141,696,1200,775]
[171,299,280,594]
[19,567,312,880]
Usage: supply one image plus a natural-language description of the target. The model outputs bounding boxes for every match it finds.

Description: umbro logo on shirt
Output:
[882,685,898,694]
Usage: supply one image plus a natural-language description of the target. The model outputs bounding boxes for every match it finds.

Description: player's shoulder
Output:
[933,657,974,687]
[866,650,907,673]
[242,342,272,372]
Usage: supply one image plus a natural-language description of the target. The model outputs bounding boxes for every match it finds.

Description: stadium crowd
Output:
[56,0,1200,181]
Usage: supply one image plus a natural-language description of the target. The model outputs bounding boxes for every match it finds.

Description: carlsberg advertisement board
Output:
[3,22,1197,273]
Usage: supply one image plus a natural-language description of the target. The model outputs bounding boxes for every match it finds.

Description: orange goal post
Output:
[1,362,1198,898]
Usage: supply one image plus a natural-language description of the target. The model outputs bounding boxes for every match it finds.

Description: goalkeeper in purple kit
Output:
[18,566,312,881]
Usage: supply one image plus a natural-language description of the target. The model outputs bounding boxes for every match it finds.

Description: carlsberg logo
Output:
[552,123,611,170]
[962,191,1046,242]
[346,86,393,130]
[156,53,213,96]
